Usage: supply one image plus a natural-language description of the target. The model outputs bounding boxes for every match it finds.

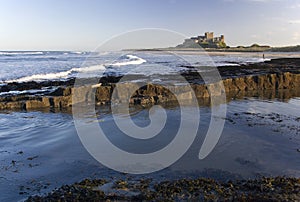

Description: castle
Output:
[178,32,226,48]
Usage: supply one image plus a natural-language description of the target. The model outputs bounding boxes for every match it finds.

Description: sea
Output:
[0,51,299,201]
[0,50,276,84]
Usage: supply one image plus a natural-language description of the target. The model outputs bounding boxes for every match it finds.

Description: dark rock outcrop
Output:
[0,72,299,110]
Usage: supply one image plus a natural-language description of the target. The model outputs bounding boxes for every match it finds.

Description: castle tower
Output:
[205,32,214,40]
[220,35,225,42]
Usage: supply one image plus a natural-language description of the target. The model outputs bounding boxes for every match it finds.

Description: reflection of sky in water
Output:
[0,96,300,201]
[247,97,300,117]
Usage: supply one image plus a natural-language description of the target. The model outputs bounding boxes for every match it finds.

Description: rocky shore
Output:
[26,177,300,201]
[0,58,299,110]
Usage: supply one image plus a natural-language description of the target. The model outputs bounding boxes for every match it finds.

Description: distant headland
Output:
[130,31,300,52]
[175,31,300,52]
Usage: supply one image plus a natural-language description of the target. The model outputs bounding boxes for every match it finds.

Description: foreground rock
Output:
[0,72,299,110]
[26,177,300,201]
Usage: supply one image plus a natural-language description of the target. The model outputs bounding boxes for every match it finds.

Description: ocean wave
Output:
[6,64,106,83]
[0,51,44,56]
[111,55,147,66]
[71,51,85,55]
[63,51,86,55]
[71,64,106,73]
[0,88,54,96]
[6,71,73,83]
[4,54,146,83]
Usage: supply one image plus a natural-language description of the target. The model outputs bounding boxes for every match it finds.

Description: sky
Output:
[0,0,300,50]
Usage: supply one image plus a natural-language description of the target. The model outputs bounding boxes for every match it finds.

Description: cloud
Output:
[247,0,271,2]
[249,0,286,2]
[292,32,300,41]
[249,0,284,1]
[288,3,300,9]
[224,0,283,2]
[288,20,300,24]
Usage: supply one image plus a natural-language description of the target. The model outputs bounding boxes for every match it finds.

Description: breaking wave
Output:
[5,55,147,83]
[111,55,147,66]
[6,65,106,83]
[0,51,44,56]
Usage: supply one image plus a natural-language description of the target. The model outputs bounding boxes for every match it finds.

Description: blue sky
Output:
[0,0,300,50]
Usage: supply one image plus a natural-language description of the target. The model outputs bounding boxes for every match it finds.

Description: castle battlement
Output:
[180,32,226,48]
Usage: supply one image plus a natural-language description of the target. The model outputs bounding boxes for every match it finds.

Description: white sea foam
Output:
[4,55,145,83]
[0,89,52,96]
[5,63,107,83]
[6,71,72,83]
[71,51,85,55]
[112,55,147,66]
[0,51,44,56]
[72,65,106,73]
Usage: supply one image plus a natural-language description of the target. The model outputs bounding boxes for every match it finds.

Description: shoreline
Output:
[26,176,300,201]
[129,47,300,53]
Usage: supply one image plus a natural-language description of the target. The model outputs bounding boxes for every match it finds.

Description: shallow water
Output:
[0,96,300,201]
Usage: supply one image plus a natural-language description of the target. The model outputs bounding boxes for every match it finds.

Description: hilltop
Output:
[174,32,300,52]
